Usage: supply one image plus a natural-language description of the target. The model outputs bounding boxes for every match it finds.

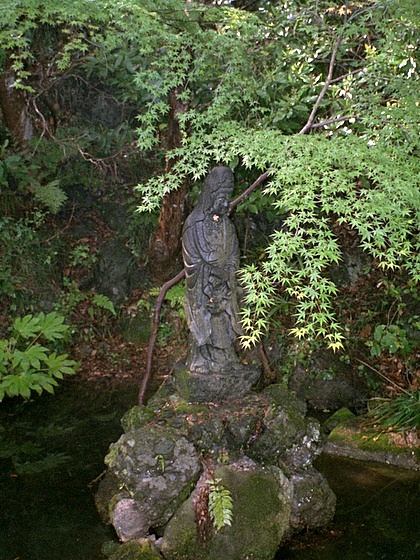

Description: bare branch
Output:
[299,35,342,135]
[229,170,271,213]
[138,268,185,405]
[310,115,358,129]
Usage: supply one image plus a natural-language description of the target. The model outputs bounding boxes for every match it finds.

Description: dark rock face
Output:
[328,247,371,288]
[289,467,337,531]
[94,239,138,305]
[288,350,367,411]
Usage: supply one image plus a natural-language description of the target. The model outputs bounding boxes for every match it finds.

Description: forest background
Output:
[0,0,419,431]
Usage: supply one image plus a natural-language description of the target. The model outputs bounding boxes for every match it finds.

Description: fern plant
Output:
[206,477,233,533]
[0,312,80,401]
[32,180,67,214]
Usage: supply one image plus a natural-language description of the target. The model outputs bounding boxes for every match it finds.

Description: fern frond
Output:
[33,180,67,214]
[206,478,233,533]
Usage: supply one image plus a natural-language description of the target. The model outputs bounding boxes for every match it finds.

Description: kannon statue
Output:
[182,166,243,374]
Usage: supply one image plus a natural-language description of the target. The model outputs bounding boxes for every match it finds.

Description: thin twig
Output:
[310,115,357,129]
[356,359,413,397]
[228,170,271,212]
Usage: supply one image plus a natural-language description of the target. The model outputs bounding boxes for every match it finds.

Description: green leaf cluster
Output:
[1,140,68,214]
[369,324,411,358]
[0,312,79,402]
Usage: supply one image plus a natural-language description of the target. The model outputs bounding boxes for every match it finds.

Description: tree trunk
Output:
[0,61,34,146]
[149,84,189,280]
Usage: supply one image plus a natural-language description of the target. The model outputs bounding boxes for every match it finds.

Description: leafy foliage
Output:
[1,0,419,356]
[91,294,116,316]
[369,324,411,358]
[131,1,419,350]
[0,312,79,401]
[0,140,69,214]
[150,281,186,321]
[32,180,68,214]
[206,477,233,533]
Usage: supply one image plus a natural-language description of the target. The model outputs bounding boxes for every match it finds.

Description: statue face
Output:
[211,192,230,215]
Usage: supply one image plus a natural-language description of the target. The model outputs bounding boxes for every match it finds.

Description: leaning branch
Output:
[299,35,342,135]
[310,115,358,129]
[228,171,271,212]
[138,268,186,405]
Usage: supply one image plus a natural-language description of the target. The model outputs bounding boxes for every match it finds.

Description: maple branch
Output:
[229,170,271,213]
[310,115,358,129]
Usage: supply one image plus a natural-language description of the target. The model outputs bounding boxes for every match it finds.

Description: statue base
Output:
[173,363,261,403]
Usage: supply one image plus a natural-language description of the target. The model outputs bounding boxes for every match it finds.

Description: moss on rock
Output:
[160,457,292,560]
[326,417,420,469]
[121,405,156,432]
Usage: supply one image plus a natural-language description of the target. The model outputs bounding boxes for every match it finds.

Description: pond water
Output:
[1,380,419,560]
[277,454,420,560]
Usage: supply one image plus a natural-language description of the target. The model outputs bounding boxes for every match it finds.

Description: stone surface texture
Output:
[97,382,336,558]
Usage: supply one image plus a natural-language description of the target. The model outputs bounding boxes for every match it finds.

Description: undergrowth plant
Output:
[368,390,420,432]
[369,324,411,358]
[147,282,187,345]
[0,140,68,214]
[0,312,80,401]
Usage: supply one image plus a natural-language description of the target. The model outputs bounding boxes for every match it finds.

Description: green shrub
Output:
[369,324,411,357]
[0,312,80,401]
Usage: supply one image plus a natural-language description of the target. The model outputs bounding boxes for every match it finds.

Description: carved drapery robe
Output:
[182,167,242,373]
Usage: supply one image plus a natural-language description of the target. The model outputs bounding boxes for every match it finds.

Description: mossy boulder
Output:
[121,405,156,432]
[160,457,293,560]
[249,385,322,471]
[98,382,337,552]
[325,417,420,470]
[322,407,355,434]
[104,426,201,540]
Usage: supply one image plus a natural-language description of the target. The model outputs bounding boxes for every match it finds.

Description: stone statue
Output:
[182,166,241,373]
[180,166,260,401]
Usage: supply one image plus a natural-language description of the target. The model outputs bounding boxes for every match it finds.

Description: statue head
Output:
[197,166,234,216]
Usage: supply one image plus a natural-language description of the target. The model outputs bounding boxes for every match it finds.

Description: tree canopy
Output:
[1,0,419,351]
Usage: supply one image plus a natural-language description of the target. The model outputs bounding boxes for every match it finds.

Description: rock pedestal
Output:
[173,363,261,403]
[96,382,336,560]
